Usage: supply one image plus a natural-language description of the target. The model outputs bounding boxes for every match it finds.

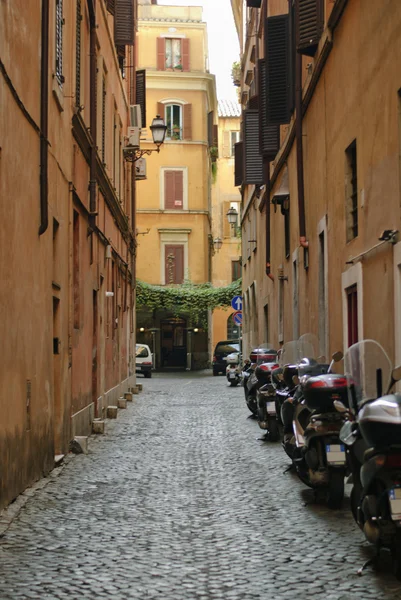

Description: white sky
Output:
[157,0,240,102]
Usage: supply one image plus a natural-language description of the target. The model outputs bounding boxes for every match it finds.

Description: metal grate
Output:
[55,0,64,86]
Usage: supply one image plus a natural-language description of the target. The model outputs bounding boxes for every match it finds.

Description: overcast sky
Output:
[157,0,240,102]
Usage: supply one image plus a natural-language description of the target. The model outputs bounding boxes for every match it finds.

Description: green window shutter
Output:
[135,69,146,128]
[296,0,324,57]
[114,0,134,46]
[265,15,290,125]
[243,110,263,185]
[258,59,280,160]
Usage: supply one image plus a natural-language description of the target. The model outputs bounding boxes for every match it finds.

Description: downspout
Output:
[131,166,136,289]
[39,0,49,236]
[263,0,274,280]
[295,15,308,249]
[88,0,97,230]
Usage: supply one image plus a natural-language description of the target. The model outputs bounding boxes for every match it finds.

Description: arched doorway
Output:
[160,316,187,368]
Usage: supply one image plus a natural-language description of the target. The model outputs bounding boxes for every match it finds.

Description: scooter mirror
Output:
[333,400,348,413]
[332,351,344,362]
[392,365,401,382]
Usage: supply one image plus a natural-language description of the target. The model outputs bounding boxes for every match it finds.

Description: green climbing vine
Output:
[136,279,242,327]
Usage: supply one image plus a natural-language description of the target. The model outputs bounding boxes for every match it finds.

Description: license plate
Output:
[266,401,276,415]
[326,444,346,465]
[229,372,236,379]
[389,488,401,520]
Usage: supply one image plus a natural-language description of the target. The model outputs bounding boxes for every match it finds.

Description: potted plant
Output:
[231,61,241,87]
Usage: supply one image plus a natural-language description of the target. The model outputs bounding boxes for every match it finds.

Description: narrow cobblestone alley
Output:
[0,373,401,600]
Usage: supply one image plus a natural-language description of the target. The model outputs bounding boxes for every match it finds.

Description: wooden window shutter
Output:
[75,0,81,106]
[135,69,146,128]
[222,131,230,158]
[243,110,263,185]
[183,104,192,140]
[234,141,243,186]
[296,0,324,57]
[114,0,135,46]
[265,15,291,125]
[182,38,190,71]
[157,102,165,120]
[157,37,165,70]
[164,170,183,209]
[165,245,184,284]
[258,59,280,160]
[106,0,115,15]
[246,0,262,6]
[248,96,259,110]
[213,124,218,147]
[207,111,213,147]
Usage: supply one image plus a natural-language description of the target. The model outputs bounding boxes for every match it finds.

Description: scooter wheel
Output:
[326,469,345,509]
[268,418,280,442]
[392,531,401,580]
[230,381,239,387]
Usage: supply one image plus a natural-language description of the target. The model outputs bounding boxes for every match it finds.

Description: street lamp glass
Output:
[213,237,223,250]
[227,206,238,225]
[150,115,167,146]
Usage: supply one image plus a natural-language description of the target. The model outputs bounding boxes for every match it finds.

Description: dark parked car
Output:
[212,340,241,376]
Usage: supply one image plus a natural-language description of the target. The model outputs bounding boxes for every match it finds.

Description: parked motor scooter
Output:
[282,335,348,508]
[254,345,280,440]
[243,345,277,416]
[225,352,242,387]
[335,339,401,578]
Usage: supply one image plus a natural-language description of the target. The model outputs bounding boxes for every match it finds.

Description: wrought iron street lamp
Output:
[213,237,223,251]
[226,206,239,226]
[123,115,167,162]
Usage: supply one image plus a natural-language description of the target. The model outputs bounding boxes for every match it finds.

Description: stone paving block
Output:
[136,384,143,392]
[106,405,118,419]
[92,419,105,434]
[117,398,127,409]
[124,392,133,401]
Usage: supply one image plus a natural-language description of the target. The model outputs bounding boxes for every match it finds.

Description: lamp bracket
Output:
[123,146,161,162]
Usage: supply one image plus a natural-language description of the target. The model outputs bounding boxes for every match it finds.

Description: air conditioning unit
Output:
[135,158,147,180]
[126,126,140,148]
[129,104,142,129]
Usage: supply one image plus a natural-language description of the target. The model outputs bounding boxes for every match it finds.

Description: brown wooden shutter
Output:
[243,109,263,185]
[174,171,183,208]
[296,0,324,56]
[182,38,190,71]
[246,0,262,6]
[165,245,184,284]
[164,171,175,208]
[106,0,115,15]
[157,102,165,120]
[114,0,135,46]
[258,59,280,160]
[265,15,291,125]
[183,104,192,140]
[222,131,230,158]
[207,111,213,147]
[213,124,218,147]
[164,170,183,209]
[234,141,243,186]
[135,69,146,128]
[157,37,165,70]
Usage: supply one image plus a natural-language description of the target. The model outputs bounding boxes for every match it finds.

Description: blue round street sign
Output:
[233,310,243,326]
[231,295,243,311]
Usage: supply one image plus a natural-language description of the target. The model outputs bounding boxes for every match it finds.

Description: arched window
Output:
[227,314,240,340]
[166,104,182,140]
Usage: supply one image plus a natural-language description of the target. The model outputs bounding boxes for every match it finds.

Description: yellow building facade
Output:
[211,101,242,351]
[136,3,217,369]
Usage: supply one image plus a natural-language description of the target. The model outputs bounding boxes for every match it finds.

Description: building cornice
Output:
[145,70,217,112]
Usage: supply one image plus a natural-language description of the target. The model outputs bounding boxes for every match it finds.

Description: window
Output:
[102,76,106,163]
[157,38,190,71]
[73,211,80,329]
[164,171,184,209]
[232,260,242,282]
[166,104,182,140]
[347,285,358,346]
[230,131,240,156]
[75,0,81,105]
[345,139,358,241]
[165,245,184,284]
[55,0,64,86]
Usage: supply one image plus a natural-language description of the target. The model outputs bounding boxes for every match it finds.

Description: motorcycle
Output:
[282,335,348,508]
[254,345,280,441]
[336,339,401,577]
[243,345,277,417]
[225,352,242,387]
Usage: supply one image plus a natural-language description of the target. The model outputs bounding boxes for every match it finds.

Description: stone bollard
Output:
[136,384,143,392]
[124,392,133,401]
[118,398,127,409]
[106,406,118,419]
[73,436,88,454]
[92,419,105,434]
[132,386,139,395]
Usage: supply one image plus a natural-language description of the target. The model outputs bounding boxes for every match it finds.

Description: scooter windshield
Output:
[279,341,299,368]
[344,339,392,409]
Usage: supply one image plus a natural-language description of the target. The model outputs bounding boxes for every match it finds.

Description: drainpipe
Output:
[263,0,274,280]
[131,166,136,289]
[88,0,97,230]
[39,0,49,236]
[295,19,308,249]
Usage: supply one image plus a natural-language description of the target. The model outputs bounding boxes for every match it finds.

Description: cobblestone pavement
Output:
[1,372,401,599]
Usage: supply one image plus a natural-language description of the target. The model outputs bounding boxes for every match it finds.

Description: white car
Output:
[135,343,153,378]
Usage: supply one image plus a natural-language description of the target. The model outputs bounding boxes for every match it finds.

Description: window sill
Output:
[52,76,64,112]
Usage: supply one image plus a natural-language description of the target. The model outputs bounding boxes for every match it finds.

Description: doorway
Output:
[160,317,187,368]
[53,296,61,454]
